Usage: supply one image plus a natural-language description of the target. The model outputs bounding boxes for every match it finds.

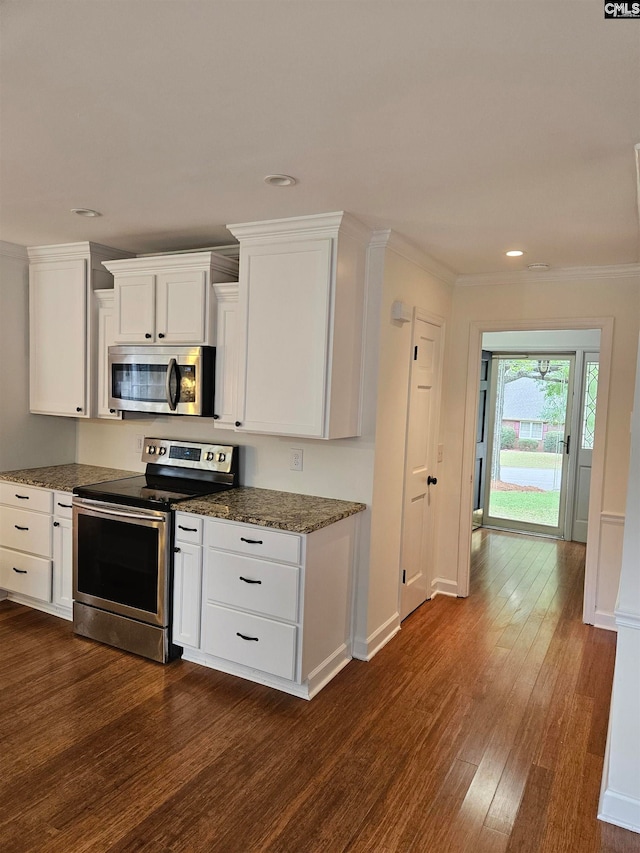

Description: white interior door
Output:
[400,312,443,620]
[571,352,599,542]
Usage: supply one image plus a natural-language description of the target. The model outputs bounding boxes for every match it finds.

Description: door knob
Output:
[427,476,438,485]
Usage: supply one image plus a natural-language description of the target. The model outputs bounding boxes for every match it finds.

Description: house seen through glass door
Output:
[484,355,575,538]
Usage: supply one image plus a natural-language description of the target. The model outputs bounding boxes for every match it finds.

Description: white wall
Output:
[599,332,640,833]
[437,272,640,626]
[353,233,454,658]
[0,242,76,469]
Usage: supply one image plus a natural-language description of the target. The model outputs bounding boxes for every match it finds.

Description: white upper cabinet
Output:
[103,252,239,345]
[28,242,133,418]
[227,212,370,439]
[212,282,239,429]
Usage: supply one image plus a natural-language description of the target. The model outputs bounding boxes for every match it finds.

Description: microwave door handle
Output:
[165,358,179,411]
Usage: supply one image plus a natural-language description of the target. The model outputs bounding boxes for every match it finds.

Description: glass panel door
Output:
[484,355,575,537]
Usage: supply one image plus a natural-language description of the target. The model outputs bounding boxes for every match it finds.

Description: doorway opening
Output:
[458,322,609,626]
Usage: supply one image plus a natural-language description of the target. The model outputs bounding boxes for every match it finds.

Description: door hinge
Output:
[414,346,418,361]
[402,569,406,584]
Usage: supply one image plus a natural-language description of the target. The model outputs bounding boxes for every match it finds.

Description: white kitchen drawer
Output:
[0,482,53,514]
[0,506,52,557]
[202,603,297,680]
[205,519,301,565]
[0,546,52,602]
[175,513,203,544]
[53,491,74,520]
[205,551,299,622]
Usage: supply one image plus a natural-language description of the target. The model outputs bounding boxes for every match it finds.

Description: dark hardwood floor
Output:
[1,529,639,852]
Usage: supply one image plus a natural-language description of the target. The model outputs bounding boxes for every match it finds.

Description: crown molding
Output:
[227,211,371,245]
[369,229,457,287]
[456,263,640,287]
[103,250,238,276]
[0,241,28,261]
[27,242,133,263]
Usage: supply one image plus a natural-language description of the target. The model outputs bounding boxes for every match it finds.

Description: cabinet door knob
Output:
[158,333,165,339]
[109,408,116,414]
[235,421,242,427]
[76,407,83,413]
[213,414,220,420]
[173,546,181,553]
[427,475,438,486]
[53,521,60,527]
[145,333,152,339]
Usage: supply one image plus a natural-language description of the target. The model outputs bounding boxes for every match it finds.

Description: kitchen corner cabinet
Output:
[177,513,357,699]
[103,252,239,346]
[227,212,370,439]
[28,242,133,418]
[95,289,121,419]
[212,282,239,429]
[0,482,73,620]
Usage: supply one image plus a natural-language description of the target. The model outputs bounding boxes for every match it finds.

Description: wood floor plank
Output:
[1,530,638,853]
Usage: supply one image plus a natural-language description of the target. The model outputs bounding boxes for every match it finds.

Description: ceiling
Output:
[1,0,639,276]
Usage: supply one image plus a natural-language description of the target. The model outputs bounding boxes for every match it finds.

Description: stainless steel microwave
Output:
[108,346,215,416]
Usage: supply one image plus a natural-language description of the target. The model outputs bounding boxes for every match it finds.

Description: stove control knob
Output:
[148,445,156,455]
[158,447,167,456]
[217,452,226,462]
[205,451,215,461]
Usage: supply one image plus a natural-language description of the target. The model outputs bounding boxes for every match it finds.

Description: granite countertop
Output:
[0,465,366,534]
[175,487,367,534]
[0,464,138,492]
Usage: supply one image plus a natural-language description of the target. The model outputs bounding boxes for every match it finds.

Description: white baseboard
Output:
[6,592,72,622]
[593,609,618,632]
[352,612,401,661]
[599,789,640,834]
[430,577,458,598]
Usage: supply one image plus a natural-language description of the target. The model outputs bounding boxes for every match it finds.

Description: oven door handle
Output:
[74,499,168,523]
[166,358,179,411]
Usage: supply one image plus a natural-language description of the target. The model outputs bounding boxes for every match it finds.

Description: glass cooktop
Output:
[73,475,233,510]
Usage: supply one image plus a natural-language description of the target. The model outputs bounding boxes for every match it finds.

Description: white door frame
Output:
[456,316,614,626]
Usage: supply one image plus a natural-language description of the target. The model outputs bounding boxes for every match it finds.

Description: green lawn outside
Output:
[489,490,560,526]
[500,450,563,470]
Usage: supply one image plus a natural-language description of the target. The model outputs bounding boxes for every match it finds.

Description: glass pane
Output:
[77,515,159,613]
[489,357,570,528]
[582,361,598,450]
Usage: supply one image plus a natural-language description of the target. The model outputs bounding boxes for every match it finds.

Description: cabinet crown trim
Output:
[102,251,238,277]
[227,211,371,244]
[27,243,133,263]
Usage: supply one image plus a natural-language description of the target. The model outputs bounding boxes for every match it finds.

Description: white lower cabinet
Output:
[172,513,203,649]
[0,482,73,619]
[175,513,357,699]
[52,492,74,612]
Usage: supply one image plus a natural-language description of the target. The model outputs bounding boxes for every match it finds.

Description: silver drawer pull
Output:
[12,567,27,574]
[57,502,72,509]
[236,632,259,642]
[14,494,30,500]
[14,525,29,531]
[178,525,198,532]
[239,576,262,585]
[240,537,263,545]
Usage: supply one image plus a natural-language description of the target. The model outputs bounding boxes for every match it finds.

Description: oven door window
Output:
[77,514,160,614]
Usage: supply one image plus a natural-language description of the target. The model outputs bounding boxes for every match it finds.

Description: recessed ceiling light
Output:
[505,249,524,257]
[527,263,551,271]
[264,174,297,187]
[71,208,102,217]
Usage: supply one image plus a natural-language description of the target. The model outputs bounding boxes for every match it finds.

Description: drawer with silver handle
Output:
[0,506,52,557]
[0,547,52,602]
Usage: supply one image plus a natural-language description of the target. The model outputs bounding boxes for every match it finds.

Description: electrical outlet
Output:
[290,448,303,472]
[135,435,144,453]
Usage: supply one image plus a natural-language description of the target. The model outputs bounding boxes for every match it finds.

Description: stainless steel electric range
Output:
[72,438,239,663]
